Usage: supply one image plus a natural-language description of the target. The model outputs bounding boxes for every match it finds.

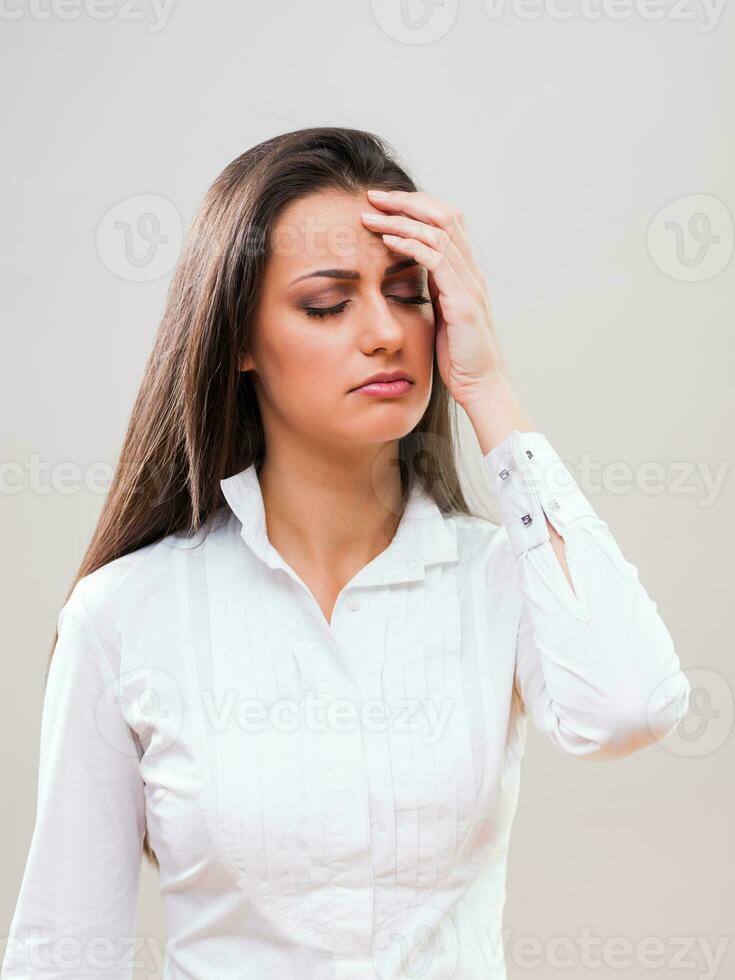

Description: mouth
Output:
[349,372,414,392]
[350,375,415,397]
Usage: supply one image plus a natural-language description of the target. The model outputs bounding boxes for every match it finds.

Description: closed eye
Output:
[303,294,432,319]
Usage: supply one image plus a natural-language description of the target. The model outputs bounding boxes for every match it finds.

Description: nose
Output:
[358,291,409,354]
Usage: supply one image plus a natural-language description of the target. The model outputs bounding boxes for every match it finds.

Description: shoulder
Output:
[66,510,228,638]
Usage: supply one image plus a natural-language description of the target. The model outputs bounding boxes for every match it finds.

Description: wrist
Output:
[459,374,536,456]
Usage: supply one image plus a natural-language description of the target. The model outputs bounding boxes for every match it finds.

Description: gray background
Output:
[1,1,733,977]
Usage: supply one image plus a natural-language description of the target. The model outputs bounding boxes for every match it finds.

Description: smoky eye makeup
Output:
[390,277,429,298]
[301,291,432,320]
[296,273,428,306]
[297,287,352,309]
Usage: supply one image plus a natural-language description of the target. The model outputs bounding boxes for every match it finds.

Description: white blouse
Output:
[1,429,691,980]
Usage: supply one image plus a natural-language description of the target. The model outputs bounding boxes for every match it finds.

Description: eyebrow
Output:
[289,257,419,286]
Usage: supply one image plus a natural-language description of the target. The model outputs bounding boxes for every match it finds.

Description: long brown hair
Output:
[48,127,481,869]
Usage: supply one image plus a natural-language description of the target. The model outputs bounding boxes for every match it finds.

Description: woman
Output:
[1,127,690,979]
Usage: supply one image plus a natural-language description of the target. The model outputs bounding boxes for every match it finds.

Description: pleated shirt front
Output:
[1,429,691,980]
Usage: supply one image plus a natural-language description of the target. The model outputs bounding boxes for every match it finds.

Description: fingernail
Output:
[368,189,389,198]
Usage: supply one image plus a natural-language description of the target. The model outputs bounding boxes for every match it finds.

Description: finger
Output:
[367,189,486,293]
[381,234,479,326]
[362,211,482,302]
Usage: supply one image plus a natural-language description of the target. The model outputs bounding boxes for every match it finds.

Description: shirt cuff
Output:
[483,429,599,559]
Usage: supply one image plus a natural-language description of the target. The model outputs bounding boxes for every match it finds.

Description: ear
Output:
[239,351,256,373]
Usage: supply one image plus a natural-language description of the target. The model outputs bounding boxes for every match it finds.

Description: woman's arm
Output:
[1,584,145,979]
[358,189,690,763]
[481,426,691,761]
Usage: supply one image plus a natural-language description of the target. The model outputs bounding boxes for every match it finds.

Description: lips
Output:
[351,378,414,397]
[351,371,414,391]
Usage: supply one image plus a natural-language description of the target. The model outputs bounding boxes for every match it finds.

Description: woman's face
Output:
[241,189,436,457]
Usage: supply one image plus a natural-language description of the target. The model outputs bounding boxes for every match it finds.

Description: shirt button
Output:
[548,499,560,511]
[345,595,361,611]
[521,514,533,526]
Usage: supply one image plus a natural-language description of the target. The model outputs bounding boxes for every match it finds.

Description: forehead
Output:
[266,189,393,279]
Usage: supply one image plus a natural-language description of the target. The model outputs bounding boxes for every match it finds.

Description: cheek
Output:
[424,320,437,352]
[415,316,437,369]
[262,321,347,404]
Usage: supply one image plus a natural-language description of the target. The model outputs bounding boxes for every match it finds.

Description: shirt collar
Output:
[219,462,458,587]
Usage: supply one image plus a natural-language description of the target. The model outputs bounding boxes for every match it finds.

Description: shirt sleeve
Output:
[484,429,691,761]
[1,584,145,979]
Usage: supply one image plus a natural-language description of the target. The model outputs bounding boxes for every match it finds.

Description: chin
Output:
[348,417,421,445]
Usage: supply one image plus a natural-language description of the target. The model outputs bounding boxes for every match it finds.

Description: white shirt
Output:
[1,429,691,980]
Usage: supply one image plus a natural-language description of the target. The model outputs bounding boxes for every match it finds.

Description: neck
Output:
[256,442,407,575]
